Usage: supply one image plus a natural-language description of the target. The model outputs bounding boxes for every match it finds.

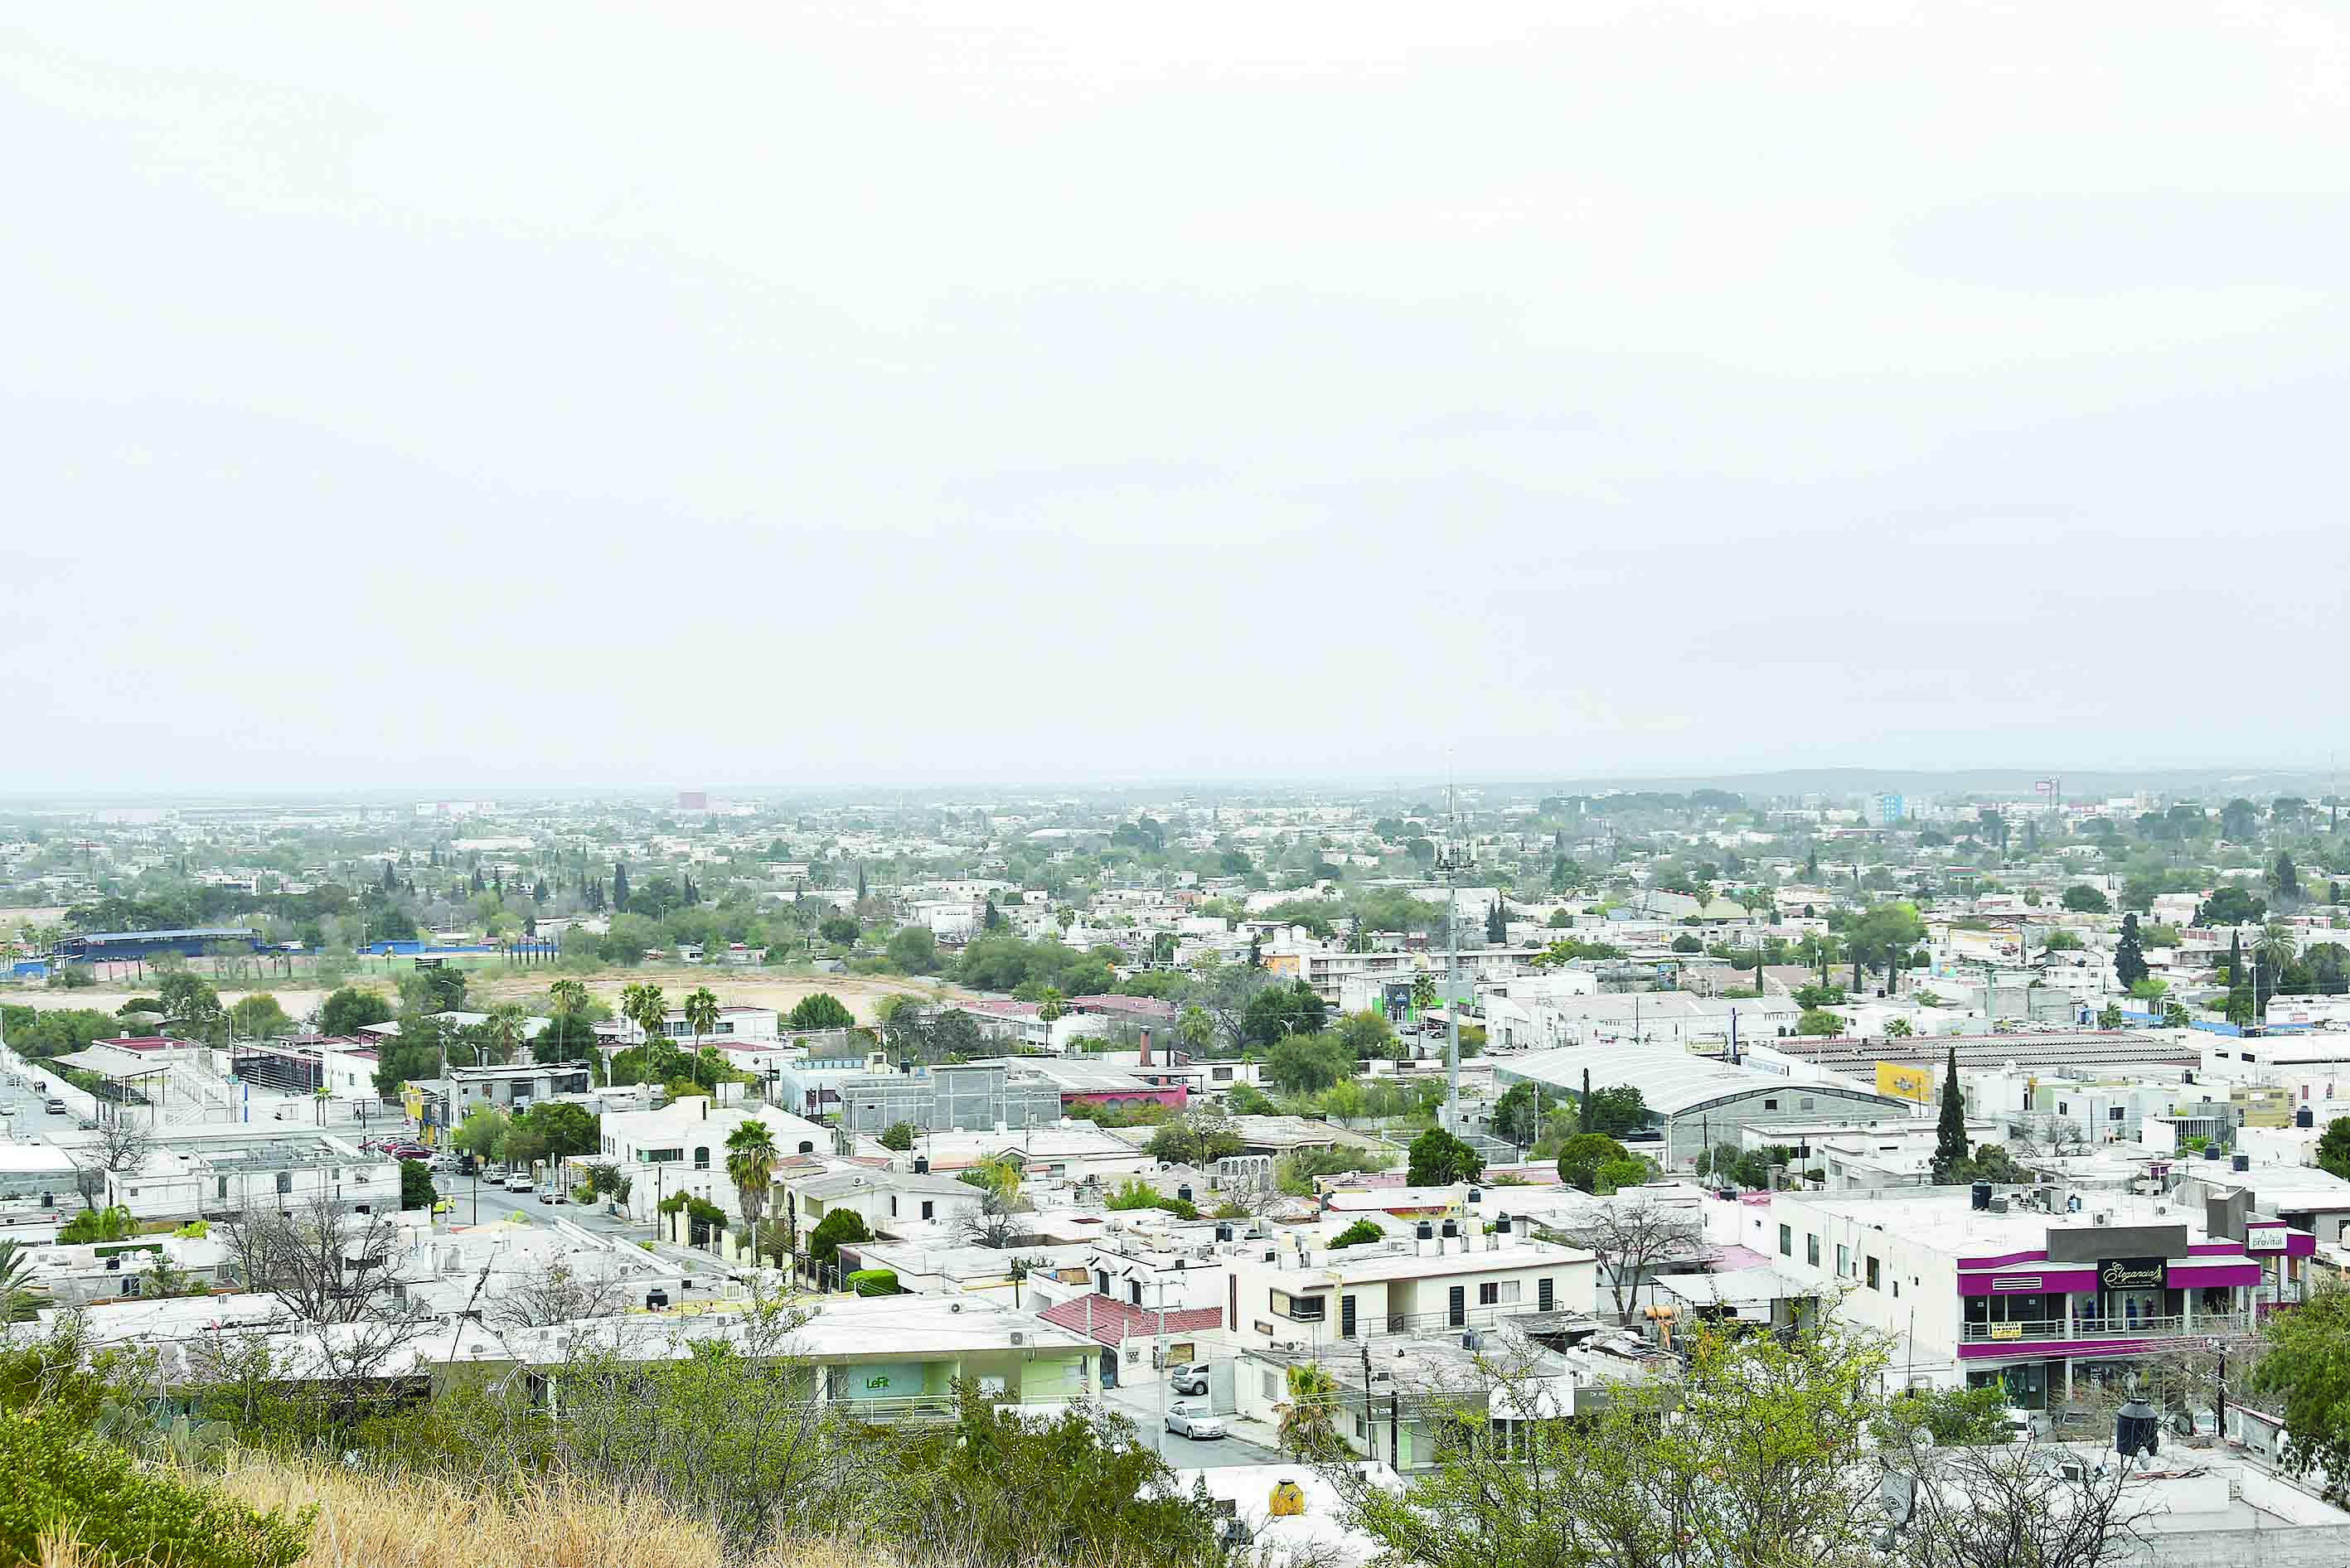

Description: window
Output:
[693,1146,710,1170]
[1538,1277,1554,1313]
[1800,1096,1815,1110]
[2110,1106,2125,1121]
[889,1197,899,1217]
[1806,1233,1820,1267]
[1271,1290,1325,1323]
[1866,1256,1881,1291]
[1479,1281,1500,1306]
[1262,1371,1280,1400]
[1764,1099,1779,1111]
[921,1201,934,1221]
[275,1172,293,1195]
[1778,1224,1793,1257]
[1836,1244,1850,1278]
[1341,1294,1357,1338]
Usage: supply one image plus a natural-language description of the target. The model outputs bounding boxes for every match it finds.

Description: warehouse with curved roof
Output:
[1495,1042,1913,1167]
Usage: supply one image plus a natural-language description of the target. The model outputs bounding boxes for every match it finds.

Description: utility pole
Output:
[1435,837,1469,1134]
[1155,1276,1170,1457]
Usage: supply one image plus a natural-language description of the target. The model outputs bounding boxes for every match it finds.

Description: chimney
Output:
[1139,1028,1152,1069]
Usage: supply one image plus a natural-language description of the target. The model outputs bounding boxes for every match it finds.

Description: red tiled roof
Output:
[1039,1294,1224,1347]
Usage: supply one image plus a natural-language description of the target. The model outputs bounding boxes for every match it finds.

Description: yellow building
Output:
[1874,1062,1934,1105]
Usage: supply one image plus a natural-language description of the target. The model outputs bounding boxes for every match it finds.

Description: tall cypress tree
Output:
[613,862,630,911]
[1579,1067,1594,1135]
[1932,1046,1969,1183]
[2115,913,2149,989]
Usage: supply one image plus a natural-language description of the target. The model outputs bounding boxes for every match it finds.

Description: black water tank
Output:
[1466,1187,1482,1205]
[1214,1222,1235,1242]
[2298,1107,2316,1129]
[2115,1399,2161,1459]
[1415,1220,1435,1241]
[1493,1213,1513,1235]
[2204,1144,2225,1161]
[1441,1218,1460,1238]
[1970,1182,1992,1212]
[2232,1154,2251,1172]
[913,1156,929,1174]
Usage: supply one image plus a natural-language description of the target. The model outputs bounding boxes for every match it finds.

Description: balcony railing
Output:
[1960,1312,2252,1345]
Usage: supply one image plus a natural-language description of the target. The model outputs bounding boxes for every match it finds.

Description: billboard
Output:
[1876,1062,1934,1105]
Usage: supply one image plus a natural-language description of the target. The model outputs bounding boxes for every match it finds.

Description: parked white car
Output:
[1165,1400,1226,1440]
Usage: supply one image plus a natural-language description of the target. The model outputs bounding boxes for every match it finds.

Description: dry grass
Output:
[9,1452,880,1568]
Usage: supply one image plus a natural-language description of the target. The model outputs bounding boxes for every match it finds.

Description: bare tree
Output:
[66,1119,151,1211]
[956,1183,1025,1249]
[1885,1436,2154,1567]
[215,1194,436,1410]
[1559,1195,1705,1321]
[487,1255,629,1329]
[2011,1115,2091,1158]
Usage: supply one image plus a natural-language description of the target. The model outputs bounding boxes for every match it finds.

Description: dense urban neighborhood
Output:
[8,777,2350,1563]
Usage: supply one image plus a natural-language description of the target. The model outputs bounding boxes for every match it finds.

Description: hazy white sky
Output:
[6,3,2347,791]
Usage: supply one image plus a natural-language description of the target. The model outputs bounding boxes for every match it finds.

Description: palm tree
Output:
[1410,972,1438,1020]
[481,1002,528,1066]
[619,982,669,1048]
[724,1117,778,1268]
[0,1240,43,1323]
[683,987,720,1054]
[1275,1362,1342,1459]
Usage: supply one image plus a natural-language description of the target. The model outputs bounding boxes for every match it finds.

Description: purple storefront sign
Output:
[1958,1268,2098,1296]
[2168,1263,2261,1287]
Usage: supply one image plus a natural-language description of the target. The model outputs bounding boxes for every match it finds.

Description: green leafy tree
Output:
[1491,1082,1543,1148]
[1407,1128,1485,1186]
[1795,1008,1844,1037]
[878,1121,917,1152]
[885,925,941,973]
[2060,884,2110,913]
[788,992,855,1031]
[2253,1284,2350,1502]
[1335,1009,1398,1059]
[1872,1383,2016,1447]
[2318,1117,2350,1182]
[399,1160,438,1210]
[225,993,293,1040]
[318,985,395,1038]
[1555,1132,1629,1192]
[1329,1218,1387,1249]
[1265,1032,1354,1094]
[807,1207,870,1275]
[453,1105,511,1166]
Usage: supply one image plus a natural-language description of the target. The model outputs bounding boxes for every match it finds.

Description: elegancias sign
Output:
[2099,1257,2164,1290]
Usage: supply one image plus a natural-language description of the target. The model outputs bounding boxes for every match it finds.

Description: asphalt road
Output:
[1097,1381,1282,1469]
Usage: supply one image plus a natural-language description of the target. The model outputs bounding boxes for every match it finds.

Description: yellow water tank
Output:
[1267,1479,1306,1517]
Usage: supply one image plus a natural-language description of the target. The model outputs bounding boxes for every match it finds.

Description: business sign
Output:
[2099,1257,2165,1290]
[1989,1324,2024,1341]
[1875,1062,1934,1104]
[2246,1222,2288,1253]
[839,1362,926,1401]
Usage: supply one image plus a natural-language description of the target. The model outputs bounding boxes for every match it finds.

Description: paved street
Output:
[1096,1378,1283,1469]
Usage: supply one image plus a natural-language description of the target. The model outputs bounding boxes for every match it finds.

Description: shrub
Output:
[0,1405,310,1568]
[1329,1219,1387,1249]
[877,1121,916,1152]
[845,1269,899,1296]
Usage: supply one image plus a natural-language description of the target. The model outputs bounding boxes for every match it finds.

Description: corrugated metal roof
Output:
[1497,1042,1905,1117]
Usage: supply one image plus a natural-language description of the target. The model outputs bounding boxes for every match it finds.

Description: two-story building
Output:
[1765,1185,2315,1412]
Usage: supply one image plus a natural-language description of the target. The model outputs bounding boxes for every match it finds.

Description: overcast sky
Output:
[5,4,2346,793]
